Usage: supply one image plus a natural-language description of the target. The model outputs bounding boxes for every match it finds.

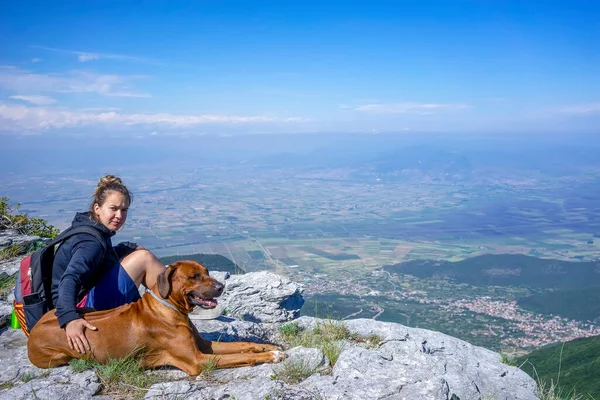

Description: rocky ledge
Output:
[0,315,537,400]
[0,232,537,399]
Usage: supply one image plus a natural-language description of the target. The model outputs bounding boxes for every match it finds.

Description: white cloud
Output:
[557,103,600,115]
[78,107,122,112]
[0,66,150,98]
[9,95,57,105]
[352,102,469,114]
[78,53,101,62]
[0,104,306,132]
[31,58,42,63]
[31,45,159,65]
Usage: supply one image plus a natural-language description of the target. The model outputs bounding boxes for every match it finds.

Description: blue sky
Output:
[1,0,599,136]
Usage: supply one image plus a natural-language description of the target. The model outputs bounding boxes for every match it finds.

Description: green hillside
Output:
[160,254,245,275]
[516,335,600,399]
[385,254,600,289]
[518,286,600,322]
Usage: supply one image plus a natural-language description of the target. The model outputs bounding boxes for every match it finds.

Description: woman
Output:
[52,175,165,354]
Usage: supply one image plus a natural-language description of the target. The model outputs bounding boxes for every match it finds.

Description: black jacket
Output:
[52,212,137,328]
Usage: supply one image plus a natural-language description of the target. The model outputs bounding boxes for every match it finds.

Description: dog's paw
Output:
[260,344,280,352]
[270,350,286,363]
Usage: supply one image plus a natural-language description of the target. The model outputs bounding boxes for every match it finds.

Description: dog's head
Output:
[156,260,225,314]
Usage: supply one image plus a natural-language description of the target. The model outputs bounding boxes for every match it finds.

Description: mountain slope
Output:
[516,335,600,399]
[385,254,600,289]
[518,286,600,322]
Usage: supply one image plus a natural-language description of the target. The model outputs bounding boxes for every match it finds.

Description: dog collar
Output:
[148,290,183,314]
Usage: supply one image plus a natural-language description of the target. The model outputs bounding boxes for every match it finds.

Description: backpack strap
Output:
[51,226,107,255]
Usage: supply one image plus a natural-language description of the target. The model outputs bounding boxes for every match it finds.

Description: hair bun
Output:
[98,175,123,187]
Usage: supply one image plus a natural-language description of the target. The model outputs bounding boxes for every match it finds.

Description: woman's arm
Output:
[55,237,104,328]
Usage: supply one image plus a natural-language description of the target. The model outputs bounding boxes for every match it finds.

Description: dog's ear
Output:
[157,264,178,298]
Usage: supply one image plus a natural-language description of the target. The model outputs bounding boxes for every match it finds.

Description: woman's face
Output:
[94,191,129,232]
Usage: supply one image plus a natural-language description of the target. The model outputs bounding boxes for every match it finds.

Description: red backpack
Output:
[13,226,105,336]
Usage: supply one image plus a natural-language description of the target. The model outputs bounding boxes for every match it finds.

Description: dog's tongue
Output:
[198,298,217,307]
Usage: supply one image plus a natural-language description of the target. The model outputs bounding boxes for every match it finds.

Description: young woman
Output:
[51,175,166,354]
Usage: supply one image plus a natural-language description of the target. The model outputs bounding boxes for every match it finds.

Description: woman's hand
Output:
[65,318,97,354]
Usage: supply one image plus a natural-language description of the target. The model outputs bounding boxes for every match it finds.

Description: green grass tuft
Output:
[281,319,354,367]
[0,273,17,300]
[20,372,36,383]
[321,340,343,366]
[279,322,301,338]
[0,381,15,390]
[200,356,218,376]
[68,348,162,399]
[500,352,518,366]
[537,378,586,400]
[272,358,319,384]
[0,245,21,261]
[69,358,96,373]
[353,334,384,350]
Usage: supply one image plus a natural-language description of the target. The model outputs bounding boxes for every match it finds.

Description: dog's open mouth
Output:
[188,293,218,309]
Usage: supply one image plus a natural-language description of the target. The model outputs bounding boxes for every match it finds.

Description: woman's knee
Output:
[122,249,154,267]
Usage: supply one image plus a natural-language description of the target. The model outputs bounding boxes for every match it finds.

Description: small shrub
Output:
[0,197,59,239]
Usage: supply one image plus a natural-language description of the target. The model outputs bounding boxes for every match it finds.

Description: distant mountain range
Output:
[254,142,600,182]
[384,254,600,289]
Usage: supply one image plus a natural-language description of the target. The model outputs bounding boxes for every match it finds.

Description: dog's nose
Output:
[214,281,224,295]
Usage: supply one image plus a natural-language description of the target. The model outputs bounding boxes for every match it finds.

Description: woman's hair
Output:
[89,175,133,220]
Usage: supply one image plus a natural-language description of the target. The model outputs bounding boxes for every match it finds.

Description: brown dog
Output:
[28,260,285,375]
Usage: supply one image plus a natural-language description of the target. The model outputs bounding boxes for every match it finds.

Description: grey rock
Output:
[275,346,329,375]
[209,270,230,283]
[0,300,12,329]
[191,316,278,344]
[1,369,100,400]
[145,380,205,399]
[219,271,304,323]
[201,376,280,400]
[295,317,538,400]
[0,329,101,400]
[0,230,42,251]
[0,256,22,276]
